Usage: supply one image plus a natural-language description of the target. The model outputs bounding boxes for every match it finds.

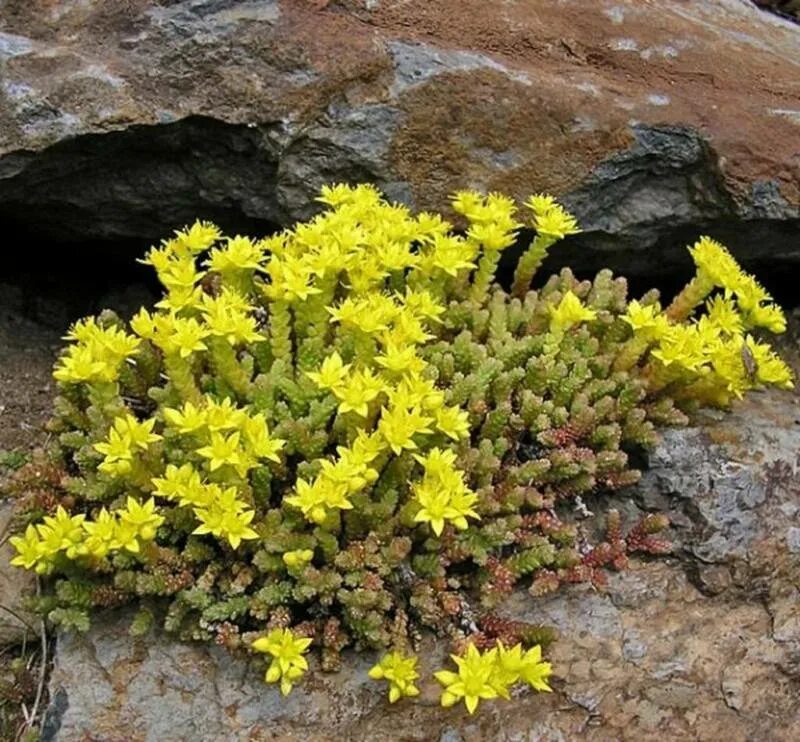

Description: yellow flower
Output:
[321,448,378,494]
[156,316,208,358]
[82,508,120,558]
[205,397,248,431]
[163,400,207,434]
[328,295,399,334]
[155,286,205,313]
[113,521,142,553]
[94,426,134,472]
[333,368,386,417]
[689,236,742,289]
[192,487,258,549]
[369,651,421,703]
[377,405,434,455]
[387,375,445,412]
[53,344,116,384]
[375,342,425,376]
[36,506,86,560]
[306,352,351,391]
[623,300,668,337]
[286,472,357,523]
[400,288,445,324]
[548,291,597,333]
[130,308,159,340]
[533,204,581,239]
[316,183,358,208]
[252,628,313,696]
[173,220,222,253]
[705,295,743,336]
[9,524,46,571]
[493,642,553,695]
[241,413,286,463]
[151,464,208,508]
[524,193,558,218]
[205,235,264,273]
[196,431,244,472]
[434,406,470,440]
[201,292,262,345]
[412,478,478,536]
[112,414,161,450]
[744,336,794,389]
[435,644,499,714]
[351,431,386,463]
[157,257,201,293]
[118,497,165,542]
[467,222,517,251]
[451,190,485,220]
[428,234,477,276]
[265,255,321,303]
[651,325,706,372]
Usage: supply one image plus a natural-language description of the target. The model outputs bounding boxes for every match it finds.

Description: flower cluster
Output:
[435,641,552,714]
[55,318,140,385]
[618,237,793,405]
[9,499,163,573]
[369,651,421,703]
[252,628,312,695]
[6,183,791,713]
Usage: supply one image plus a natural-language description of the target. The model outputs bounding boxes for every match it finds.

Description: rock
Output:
[42,390,800,741]
[637,389,800,566]
[0,0,798,280]
[0,500,37,645]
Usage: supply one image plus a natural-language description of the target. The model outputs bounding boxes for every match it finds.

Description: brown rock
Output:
[0,1,798,278]
[0,500,37,646]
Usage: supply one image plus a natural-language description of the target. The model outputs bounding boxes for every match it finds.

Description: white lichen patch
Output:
[604,6,627,25]
[0,31,33,62]
[386,40,530,97]
[610,38,639,52]
[647,94,671,107]
[769,108,800,126]
[641,45,680,60]
[70,64,127,89]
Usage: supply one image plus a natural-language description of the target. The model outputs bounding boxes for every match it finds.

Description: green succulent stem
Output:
[613,334,652,372]
[208,336,252,398]
[269,300,293,363]
[163,352,201,404]
[511,235,556,298]
[665,271,715,322]
[470,250,502,302]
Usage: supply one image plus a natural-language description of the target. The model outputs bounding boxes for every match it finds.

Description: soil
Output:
[0,291,60,453]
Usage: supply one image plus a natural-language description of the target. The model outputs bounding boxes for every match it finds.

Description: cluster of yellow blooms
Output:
[55,318,141,385]
[619,237,793,404]
[10,498,164,573]
[368,641,552,714]
[411,448,478,536]
[251,628,313,696]
[252,636,552,713]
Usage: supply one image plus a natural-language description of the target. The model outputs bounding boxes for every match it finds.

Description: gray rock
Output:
[636,391,800,564]
[0,500,38,645]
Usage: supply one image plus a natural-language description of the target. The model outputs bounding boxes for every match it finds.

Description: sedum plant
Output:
[6,183,793,714]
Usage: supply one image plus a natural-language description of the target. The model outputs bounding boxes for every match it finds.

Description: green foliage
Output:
[3,183,792,710]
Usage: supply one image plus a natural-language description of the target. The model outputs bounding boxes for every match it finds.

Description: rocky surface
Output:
[0,501,37,645]
[40,390,800,741]
[0,0,799,279]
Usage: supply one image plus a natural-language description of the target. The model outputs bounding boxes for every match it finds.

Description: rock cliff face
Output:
[40,390,800,741]
[0,0,799,280]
